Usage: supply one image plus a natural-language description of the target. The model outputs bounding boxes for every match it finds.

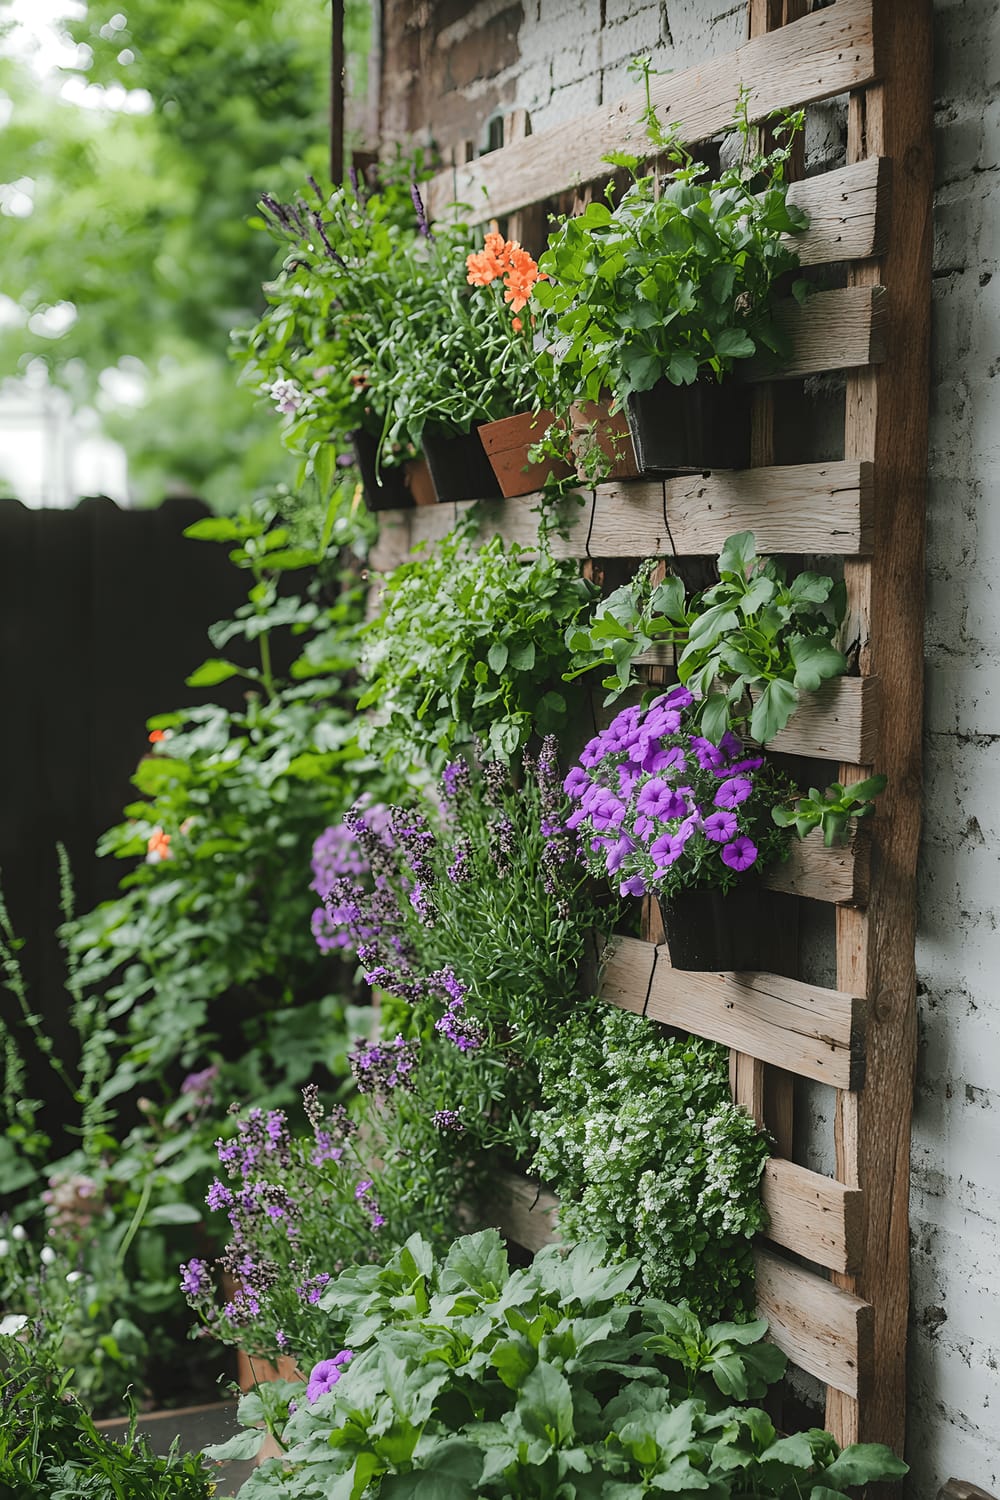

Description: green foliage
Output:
[211,1230,906,1500]
[0,1,369,504]
[358,520,596,767]
[773,775,888,847]
[532,1007,770,1318]
[564,533,847,743]
[533,95,807,416]
[0,1334,213,1498]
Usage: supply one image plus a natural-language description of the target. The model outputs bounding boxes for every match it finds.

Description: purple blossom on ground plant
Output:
[306,1350,353,1403]
[562,687,792,902]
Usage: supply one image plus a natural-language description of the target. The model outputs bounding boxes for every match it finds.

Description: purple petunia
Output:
[703,809,739,843]
[714,776,753,809]
[636,778,687,822]
[721,836,758,872]
[306,1350,353,1403]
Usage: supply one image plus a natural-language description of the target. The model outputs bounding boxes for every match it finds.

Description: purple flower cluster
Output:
[354,1179,386,1230]
[349,1034,420,1096]
[179,1064,219,1120]
[563,687,776,900]
[431,967,483,1053]
[306,1350,353,1403]
[311,803,394,953]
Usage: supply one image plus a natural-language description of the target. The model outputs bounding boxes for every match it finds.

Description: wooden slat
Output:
[486,1173,560,1254]
[484,1172,866,1346]
[763,675,880,763]
[601,936,865,1088]
[426,0,875,221]
[762,1159,864,1273]
[762,825,867,905]
[749,285,887,382]
[597,676,880,766]
[754,1247,873,1397]
[391,459,873,561]
[787,155,889,267]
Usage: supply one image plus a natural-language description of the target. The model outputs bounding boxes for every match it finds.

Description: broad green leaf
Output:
[718,531,757,578]
[440,1230,509,1297]
[789,636,847,692]
[714,327,756,360]
[519,1360,574,1445]
[821,1443,908,1487]
[491,1338,536,1390]
[488,641,509,673]
[748,677,799,743]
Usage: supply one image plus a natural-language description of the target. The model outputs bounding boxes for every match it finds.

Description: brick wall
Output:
[378,2,1000,1492]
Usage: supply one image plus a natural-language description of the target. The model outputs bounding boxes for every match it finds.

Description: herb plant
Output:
[564,532,848,743]
[359,520,596,765]
[532,1006,769,1317]
[314,743,604,1176]
[208,1229,906,1500]
[563,685,793,902]
[533,83,808,415]
[0,1334,212,1499]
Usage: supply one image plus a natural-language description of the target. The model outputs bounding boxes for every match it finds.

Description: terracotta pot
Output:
[351,429,413,512]
[568,399,640,482]
[654,885,775,972]
[404,456,438,506]
[625,378,751,473]
[477,410,574,497]
[422,425,504,503]
[235,1346,302,1396]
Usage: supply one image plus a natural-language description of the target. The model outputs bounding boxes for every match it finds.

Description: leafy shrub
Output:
[208,1230,907,1500]
[359,521,596,766]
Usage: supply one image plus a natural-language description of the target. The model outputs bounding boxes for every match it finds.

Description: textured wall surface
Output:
[378,2,1000,1493]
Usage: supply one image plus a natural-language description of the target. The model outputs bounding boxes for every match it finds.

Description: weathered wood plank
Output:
[426,0,875,222]
[787,155,889,267]
[596,676,879,766]
[601,936,865,1089]
[750,285,887,382]
[762,825,867,905]
[754,1247,873,1398]
[385,460,873,561]
[825,0,933,1454]
[762,1159,864,1274]
[484,1174,867,1360]
[763,675,880,763]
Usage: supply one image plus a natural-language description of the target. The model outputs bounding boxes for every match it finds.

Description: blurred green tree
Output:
[0,1,370,508]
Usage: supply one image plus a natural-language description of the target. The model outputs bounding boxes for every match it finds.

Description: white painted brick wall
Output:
[487,0,1000,1492]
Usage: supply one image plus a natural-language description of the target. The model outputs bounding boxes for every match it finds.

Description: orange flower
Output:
[465,230,508,287]
[148,729,167,743]
[146,827,172,862]
[511,316,523,332]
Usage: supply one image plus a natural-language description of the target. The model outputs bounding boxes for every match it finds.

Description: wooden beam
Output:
[600,937,865,1089]
[425,0,875,221]
[825,0,933,1454]
[754,1247,873,1398]
[762,1159,864,1274]
[763,675,880,764]
[392,460,873,560]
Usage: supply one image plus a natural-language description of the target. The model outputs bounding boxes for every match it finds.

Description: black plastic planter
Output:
[625,379,751,473]
[655,885,773,971]
[422,425,504,503]
[351,429,413,512]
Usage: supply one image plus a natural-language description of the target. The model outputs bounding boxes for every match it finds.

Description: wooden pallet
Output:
[373,0,930,1456]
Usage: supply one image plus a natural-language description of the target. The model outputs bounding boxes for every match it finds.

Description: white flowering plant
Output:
[531,1006,770,1319]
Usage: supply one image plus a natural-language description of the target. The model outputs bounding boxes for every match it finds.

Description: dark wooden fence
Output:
[0,496,248,1116]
